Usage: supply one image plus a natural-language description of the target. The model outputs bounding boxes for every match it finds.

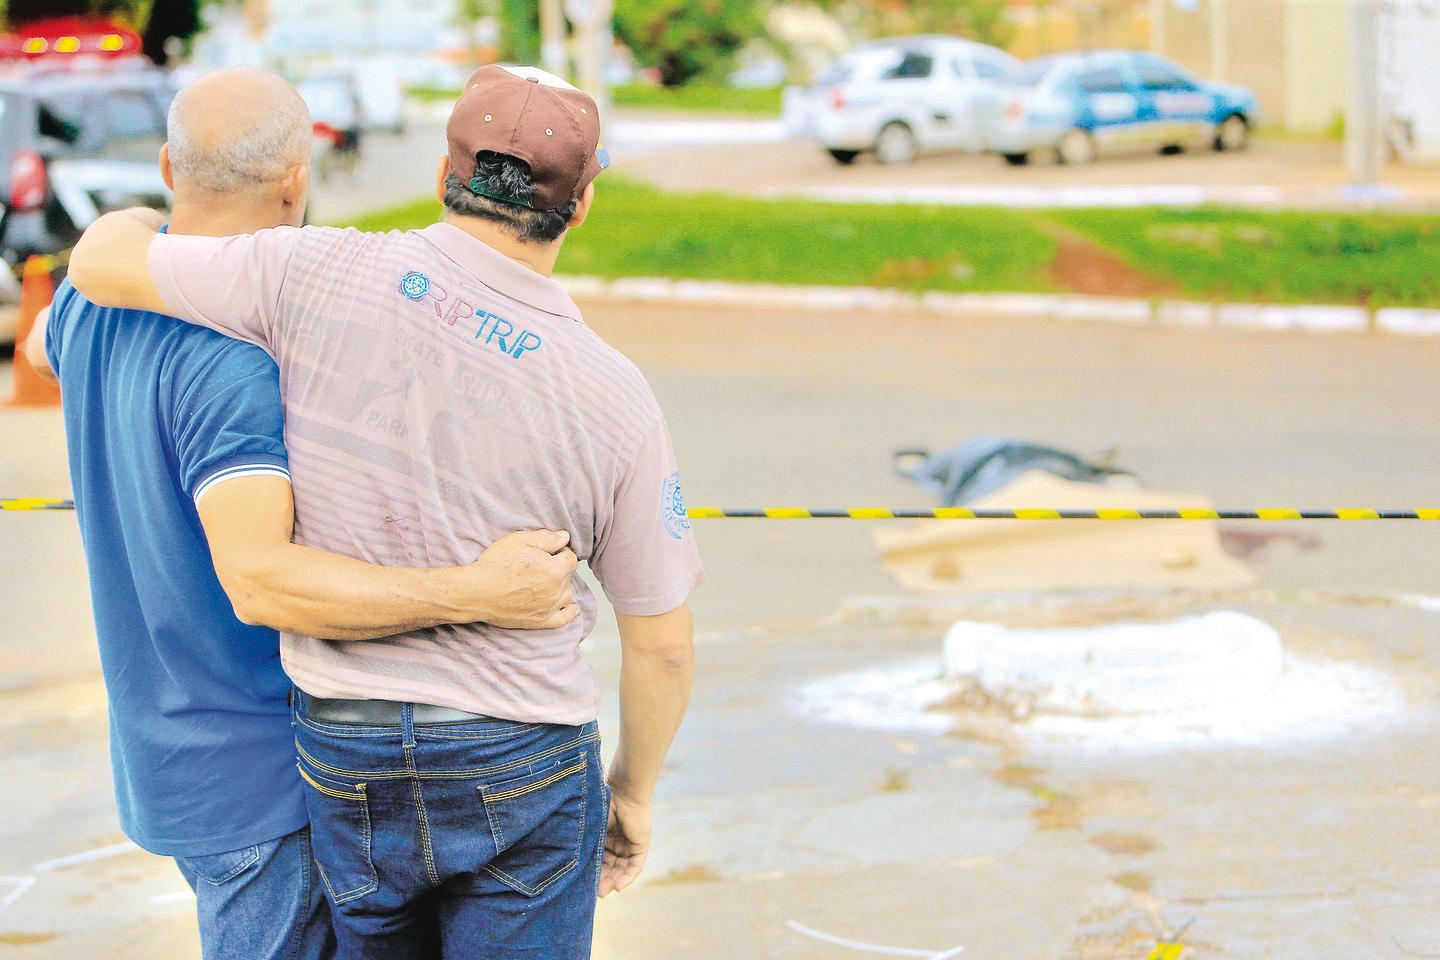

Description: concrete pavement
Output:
[2,300,1438,958]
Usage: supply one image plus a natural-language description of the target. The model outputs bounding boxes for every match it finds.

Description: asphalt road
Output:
[308,110,1440,222]
[2,298,1437,958]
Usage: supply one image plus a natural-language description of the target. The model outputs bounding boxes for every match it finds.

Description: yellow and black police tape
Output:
[4,498,1439,520]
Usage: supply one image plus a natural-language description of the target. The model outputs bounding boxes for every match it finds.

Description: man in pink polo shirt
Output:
[70,65,702,959]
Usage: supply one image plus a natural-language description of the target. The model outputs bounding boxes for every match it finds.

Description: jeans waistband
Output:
[301,693,497,726]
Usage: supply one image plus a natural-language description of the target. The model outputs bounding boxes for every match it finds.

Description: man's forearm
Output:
[611,605,695,800]
[224,540,492,641]
[200,475,579,638]
[24,307,55,383]
[68,208,168,314]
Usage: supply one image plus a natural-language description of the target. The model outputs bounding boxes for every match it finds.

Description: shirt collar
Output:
[419,222,580,320]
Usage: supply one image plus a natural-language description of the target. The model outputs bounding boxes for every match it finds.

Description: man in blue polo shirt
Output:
[26,67,581,959]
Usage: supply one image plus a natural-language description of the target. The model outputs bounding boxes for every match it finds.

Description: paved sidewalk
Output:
[3,299,1437,958]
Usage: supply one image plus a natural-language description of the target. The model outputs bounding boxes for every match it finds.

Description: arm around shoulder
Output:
[67,208,168,314]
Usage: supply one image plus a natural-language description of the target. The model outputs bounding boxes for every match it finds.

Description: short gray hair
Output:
[166,84,312,193]
[443,152,577,244]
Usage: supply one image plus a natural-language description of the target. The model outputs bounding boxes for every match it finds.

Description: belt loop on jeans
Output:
[400,702,416,749]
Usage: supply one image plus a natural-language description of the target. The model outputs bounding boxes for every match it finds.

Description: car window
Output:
[823,48,902,83]
[36,94,88,149]
[1137,62,1197,91]
[101,93,164,160]
[57,90,168,160]
[1078,68,1129,94]
[884,52,934,80]
[972,58,1011,81]
[102,92,165,142]
[1006,57,1059,88]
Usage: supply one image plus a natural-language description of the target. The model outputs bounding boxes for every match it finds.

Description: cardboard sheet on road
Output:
[873,471,1255,593]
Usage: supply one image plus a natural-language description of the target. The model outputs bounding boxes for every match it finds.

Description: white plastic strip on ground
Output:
[1400,595,1440,613]
[788,920,965,958]
[556,274,1440,337]
[32,840,141,874]
[0,876,35,908]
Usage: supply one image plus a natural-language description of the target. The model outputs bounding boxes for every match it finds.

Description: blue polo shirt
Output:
[47,278,304,857]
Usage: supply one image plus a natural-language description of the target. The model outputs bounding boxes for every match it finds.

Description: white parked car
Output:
[782,35,1019,165]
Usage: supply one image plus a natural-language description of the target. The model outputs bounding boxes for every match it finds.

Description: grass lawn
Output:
[1053,208,1440,307]
[346,178,1058,293]
[610,83,782,115]
[344,179,1440,307]
[409,83,782,116]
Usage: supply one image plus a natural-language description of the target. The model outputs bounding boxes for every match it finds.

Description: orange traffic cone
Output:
[5,255,60,408]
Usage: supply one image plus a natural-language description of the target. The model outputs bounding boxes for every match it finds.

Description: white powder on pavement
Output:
[792,612,1412,755]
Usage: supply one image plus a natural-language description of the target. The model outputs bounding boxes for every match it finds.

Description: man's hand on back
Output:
[468,530,580,630]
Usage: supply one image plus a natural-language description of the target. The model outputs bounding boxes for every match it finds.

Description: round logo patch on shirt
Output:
[661,470,690,540]
[398,271,431,301]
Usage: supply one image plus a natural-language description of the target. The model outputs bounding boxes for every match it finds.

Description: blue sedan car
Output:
[986,50,1258,165]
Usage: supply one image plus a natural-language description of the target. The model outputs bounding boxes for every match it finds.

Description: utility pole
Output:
[540,0,567,78]
[1208,0,1227,81]
[566,0,613,131]
[1346,0,1383,182]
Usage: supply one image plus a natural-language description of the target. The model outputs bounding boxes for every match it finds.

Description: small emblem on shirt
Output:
[398,271,430,301]
[397,271,543,361]
[661,470,690,540]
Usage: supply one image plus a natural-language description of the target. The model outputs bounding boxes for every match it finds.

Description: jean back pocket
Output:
[479,751,588,897]
[297,764,379,905]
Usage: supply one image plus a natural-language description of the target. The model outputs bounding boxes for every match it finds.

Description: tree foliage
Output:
[814,0,1015,49]
[613,0,765,86]
[498,0,540,63]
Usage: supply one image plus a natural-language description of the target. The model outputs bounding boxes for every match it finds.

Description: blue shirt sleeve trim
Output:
[192,454,291,505]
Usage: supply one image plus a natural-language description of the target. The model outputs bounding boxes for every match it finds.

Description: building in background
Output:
[1379,0,1440,163]
[1006,0,1152,58]
[1151,0,1440,160]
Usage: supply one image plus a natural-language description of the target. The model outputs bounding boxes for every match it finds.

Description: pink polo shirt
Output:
[148,221,703,724]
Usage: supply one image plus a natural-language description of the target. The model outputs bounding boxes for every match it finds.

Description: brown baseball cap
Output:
[447,64,609,212]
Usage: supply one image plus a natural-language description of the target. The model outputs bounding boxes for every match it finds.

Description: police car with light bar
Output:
[0,18,172,343]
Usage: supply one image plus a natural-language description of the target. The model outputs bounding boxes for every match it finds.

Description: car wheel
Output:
[1214,114,1249,152]
[1056,128,1097,164]
[1002,152,1030,166]
[1159,143,1184,155]
[828,148,861,165]
[875,122,917,165]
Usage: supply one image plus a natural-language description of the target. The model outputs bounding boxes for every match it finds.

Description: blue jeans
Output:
[173,826,335,960]
[293,695,608,960]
